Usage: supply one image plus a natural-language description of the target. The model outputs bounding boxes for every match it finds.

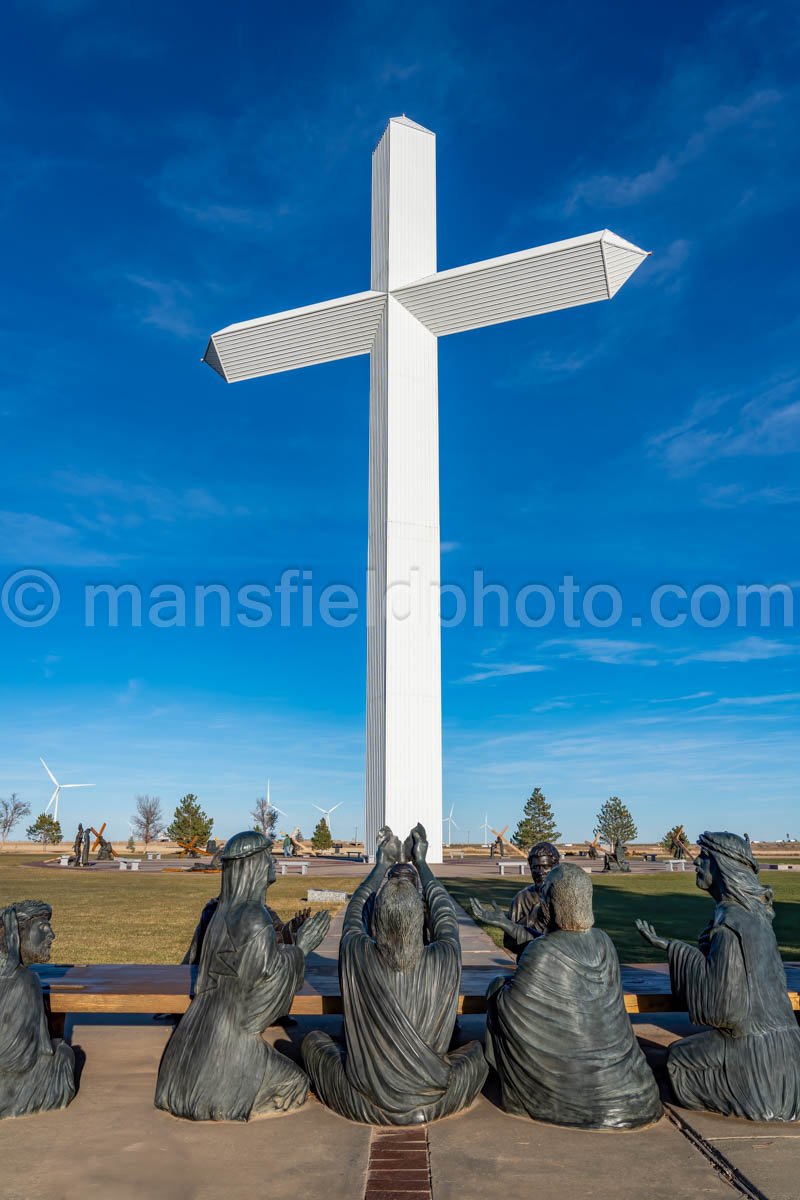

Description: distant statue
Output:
[603,839,630,873]
[80,828,90,868]
[486,864,661,1128]
[471,841,560,957]
[72,823,84,867]
[156,830,330,1121]
[303,824,487,1125]
[587,837,599,860]
[637,831,800,1121]
[0,901,76,1119]
[282,835,293,859]
[96,833,114,862]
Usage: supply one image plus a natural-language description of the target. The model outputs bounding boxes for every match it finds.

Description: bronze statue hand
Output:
[295,909,330,955]
[470,898,512,932]
[375,826,402,867]
[410,823,428,866]
[0,906,20,974]
[635,919,669,951]
[292,907,312,928]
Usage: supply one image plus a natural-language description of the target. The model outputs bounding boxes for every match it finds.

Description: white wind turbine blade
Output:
[45,787,58,814]
[312,804,326,815]
[40,758,58,786]
[328,803,343,815]
[60,783,94,789]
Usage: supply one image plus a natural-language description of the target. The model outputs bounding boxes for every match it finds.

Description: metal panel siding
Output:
[392,239,609,335]
[206,292,386,382]
[364,298,443,864]
[386,119,436,290]
[371,128,389,292]
[601,241,647,297]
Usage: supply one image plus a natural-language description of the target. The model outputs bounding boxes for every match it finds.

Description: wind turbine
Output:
[443,804,459,847]
[480,814,492,845]
[265,779,287,819]
[40,758,94,824]
[313,802,342,836]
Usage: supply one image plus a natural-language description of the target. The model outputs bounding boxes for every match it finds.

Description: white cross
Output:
[204,116,648,863]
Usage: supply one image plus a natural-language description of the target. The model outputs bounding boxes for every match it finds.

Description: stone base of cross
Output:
[203,117,648,863]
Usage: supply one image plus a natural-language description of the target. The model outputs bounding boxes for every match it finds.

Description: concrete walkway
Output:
[2,894,797,1198]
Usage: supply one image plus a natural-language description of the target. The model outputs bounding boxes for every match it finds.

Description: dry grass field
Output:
[0,854,357,964]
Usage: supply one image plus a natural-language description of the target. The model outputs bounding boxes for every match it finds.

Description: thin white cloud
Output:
[461,662,549,684]
[678,636,799,664]
[564,89,781,213]
[545,638,659,666]
[713,692,800,707]
[0,511,118,567]
[126,275,199,340]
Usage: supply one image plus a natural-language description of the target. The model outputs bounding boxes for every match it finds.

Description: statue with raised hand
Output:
[302,823,487,1124]
[470,841,560,956]
[156,830,330,1120]
[0,901,76,1119]
[636,831,800,1121]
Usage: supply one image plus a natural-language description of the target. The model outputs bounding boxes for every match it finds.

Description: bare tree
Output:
[0,794,31,842]
[131,794,164,844]
[251,797,278,838]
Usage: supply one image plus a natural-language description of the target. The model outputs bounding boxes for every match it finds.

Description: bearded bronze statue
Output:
[302,823,487,1124]
[0,900,76,1119]
[470,840,560,956]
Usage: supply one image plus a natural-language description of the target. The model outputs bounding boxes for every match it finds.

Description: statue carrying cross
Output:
[203,117,648,863]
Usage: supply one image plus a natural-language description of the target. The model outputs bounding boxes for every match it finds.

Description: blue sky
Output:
[1,1,799,843]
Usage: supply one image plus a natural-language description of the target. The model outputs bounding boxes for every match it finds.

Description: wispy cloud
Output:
[648,377,800,476]
[53,472,251,529]
[461,662,549,684]
[564,90,781,213]
[125,275,199,339]
[544,638,659,666]
[678,636,799,664]
[713,691,800,707]
[0,511,118,567]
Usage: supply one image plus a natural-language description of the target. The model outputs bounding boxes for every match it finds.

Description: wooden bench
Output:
[280,861,308,876]
[641,853,658,862]
[33,962,799,1032]
[497,861,526,876]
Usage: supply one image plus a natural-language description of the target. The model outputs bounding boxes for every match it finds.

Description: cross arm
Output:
[203,290,387,383]
[391,230,648,337]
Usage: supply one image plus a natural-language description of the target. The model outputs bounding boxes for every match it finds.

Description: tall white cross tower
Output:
[203,117,648,863]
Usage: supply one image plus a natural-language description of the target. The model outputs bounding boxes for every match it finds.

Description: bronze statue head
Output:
[219,830,276,902]
[372,863,425,971]
[528,841,560,887]
[0,901,56,965]
[694,831,772,914]
[540,864,594,932]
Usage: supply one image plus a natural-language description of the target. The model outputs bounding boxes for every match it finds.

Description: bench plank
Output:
[33,962,800,1017]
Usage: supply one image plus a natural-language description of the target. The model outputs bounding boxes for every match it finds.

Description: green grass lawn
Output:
[441,871,800,962]
[0,855,353,964]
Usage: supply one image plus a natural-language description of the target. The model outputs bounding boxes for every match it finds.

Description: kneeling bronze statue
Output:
[0,901,76,1120]
[155,830,329,1121]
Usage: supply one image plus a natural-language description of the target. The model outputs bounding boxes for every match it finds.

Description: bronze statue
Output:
[0,901,76,1119]
[637,831,800,1121]
[96,833,114,862]
[302,824,487,1125]
[486,864,661,1128]
[80,828,90,868]
[471,841,559,956]
[72,823,84,867]
[603,838,630,873]
[155,830,329,1121]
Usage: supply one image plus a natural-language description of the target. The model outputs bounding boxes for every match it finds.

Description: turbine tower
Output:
[313,802,342,836]
[40,758,94,824]
[265,780,287,819]
[480,814,492,845]
[443,804,459,847]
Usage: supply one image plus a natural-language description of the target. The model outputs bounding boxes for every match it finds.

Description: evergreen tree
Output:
[126,835,136,852]
[594,796,637,847]
[661,824,690,857]
[310,817,333,851]
[511,787,561,849]
[26,812,63,844]
[167,794,213,845]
